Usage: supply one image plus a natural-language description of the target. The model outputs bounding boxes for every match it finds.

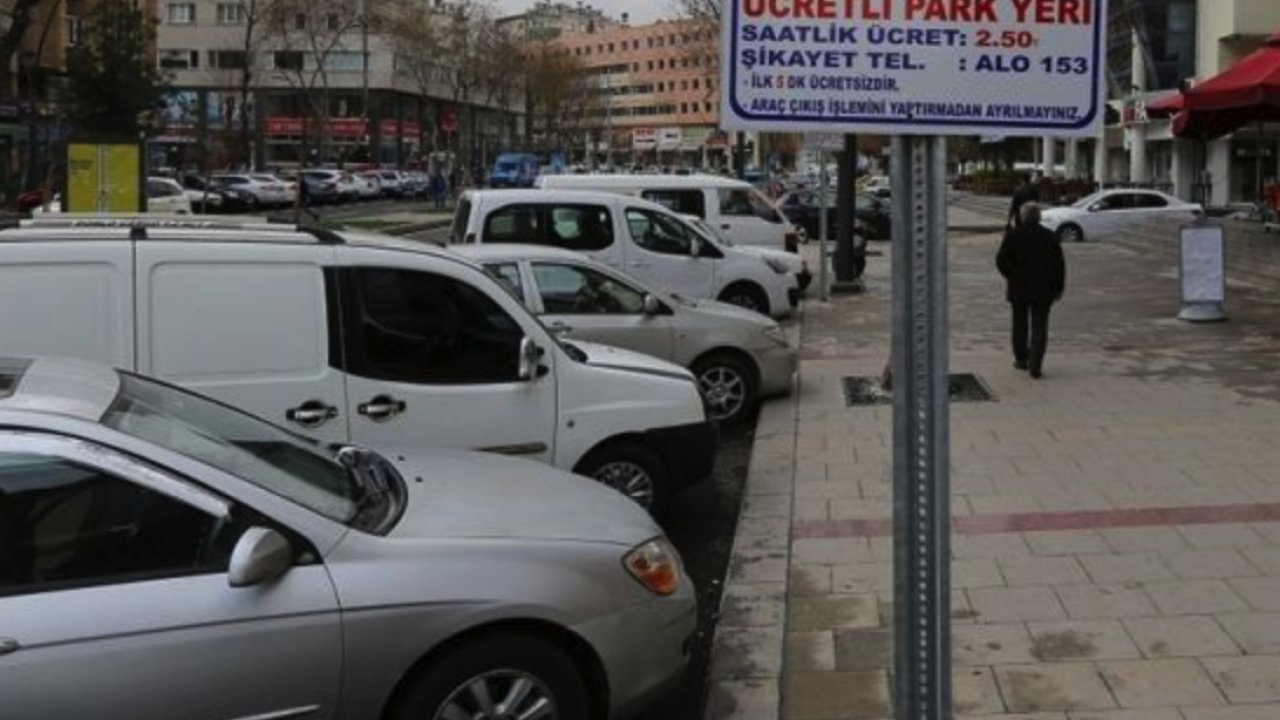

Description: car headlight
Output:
[762,324,790,347]
[763,257,790,275]
[623,538,682,596]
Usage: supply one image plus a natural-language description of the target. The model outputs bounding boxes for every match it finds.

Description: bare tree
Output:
[387,0,448,151]
[0,0,47,97]
[438,0,493,180]
[475,19,524,152]
[262,0,364,167]
[524,39,597,157]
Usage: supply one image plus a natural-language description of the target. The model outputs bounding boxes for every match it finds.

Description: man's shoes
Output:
[1030,370,1043,379]
[1014,360,1029,371]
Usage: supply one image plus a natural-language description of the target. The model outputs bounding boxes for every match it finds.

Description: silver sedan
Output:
[454,244,798,425]
[0,356,695,720]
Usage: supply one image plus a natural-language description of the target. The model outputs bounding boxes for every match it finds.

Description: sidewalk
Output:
[705,203,1280,720]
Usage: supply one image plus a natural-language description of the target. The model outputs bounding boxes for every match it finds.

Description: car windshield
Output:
[101,373,401,532]
[496,162,518,171]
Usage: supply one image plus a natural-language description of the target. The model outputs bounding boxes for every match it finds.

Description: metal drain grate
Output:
[842,373,996,407]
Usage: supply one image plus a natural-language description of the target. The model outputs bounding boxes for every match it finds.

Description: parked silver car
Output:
[455,244,798,424]
[0,356,694,720]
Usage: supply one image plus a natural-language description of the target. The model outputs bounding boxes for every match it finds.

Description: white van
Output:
[453,190,800,318]
[536,174,801,252]
[0,218,717,513]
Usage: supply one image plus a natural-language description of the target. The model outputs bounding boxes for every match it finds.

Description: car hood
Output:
[387,448,659,546]
[567,339,696,382]
[674,296,776,328]
[1038,207,1075,227]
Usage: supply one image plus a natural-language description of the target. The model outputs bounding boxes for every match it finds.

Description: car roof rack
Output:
[10,215,346,244]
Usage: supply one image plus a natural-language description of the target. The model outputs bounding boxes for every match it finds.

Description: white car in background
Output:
[686,216,812,294]
[145,178,193,215]
[352,172,382,199]
[213,174,290,208]
[1039,189,1203,244]
[456,244,797,425]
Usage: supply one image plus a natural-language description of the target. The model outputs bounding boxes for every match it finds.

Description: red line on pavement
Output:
[793,503,1280,539]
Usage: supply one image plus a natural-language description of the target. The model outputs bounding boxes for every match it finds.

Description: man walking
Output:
[1007,173,1041,229]
[997,203,1066,379]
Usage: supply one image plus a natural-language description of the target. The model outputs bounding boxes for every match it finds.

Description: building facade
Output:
[497,1,617,42]
[547,18,725,168]
[155,0,524,172]
[1102,0,1280,205]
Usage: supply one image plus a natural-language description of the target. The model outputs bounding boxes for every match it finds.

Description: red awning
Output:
[1174,30,1280,139]
[1145,92,1184,120]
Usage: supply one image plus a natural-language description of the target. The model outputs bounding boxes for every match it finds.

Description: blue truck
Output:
[489,153,540,188]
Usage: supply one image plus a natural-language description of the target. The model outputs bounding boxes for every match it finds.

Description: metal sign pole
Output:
[818,151,830,301]
[890,134,952,720]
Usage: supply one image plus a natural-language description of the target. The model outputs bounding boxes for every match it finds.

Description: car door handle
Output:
[720,224,732,230]
[285,400,339,428]
[628,261,650,268]
[0,638,19,657]
[358,395,407,422]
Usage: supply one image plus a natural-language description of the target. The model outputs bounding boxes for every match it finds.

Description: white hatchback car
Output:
[453,190,801,319]
[455,244,798,425]
[145,178,193,215]
[1039,189,1203,244]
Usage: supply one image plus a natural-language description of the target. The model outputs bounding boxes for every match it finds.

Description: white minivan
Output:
[453,190,800,318]
[0,218,717,513]
[536,174,802,252]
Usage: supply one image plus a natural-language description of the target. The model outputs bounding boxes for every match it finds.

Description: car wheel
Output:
[692,353,758,426]
[719,283,771,317]
[390,634,589,720]
[1057,224,1084,244]
[577,440,670,516]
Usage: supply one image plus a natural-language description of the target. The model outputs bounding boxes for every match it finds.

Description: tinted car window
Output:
[719,188,782,222]
[626,208,694,256]
[484,205,545,245]
[641,190,707,218]
[532,263,645,315]
[1095,194,1134,211]
[1135,194,1169,209]
[347,268,522,384]
[0,453,236,596]
[548,205,613,251]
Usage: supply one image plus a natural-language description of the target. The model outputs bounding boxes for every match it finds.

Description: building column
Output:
[1172,137,1197,202]
[1129,128,1149,184]
[1064,138,1080,179]
[1207,137,1231,206]
[1041,137,1057,178]
[1093,133,1109,188]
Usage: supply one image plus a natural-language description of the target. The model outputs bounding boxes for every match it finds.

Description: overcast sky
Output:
[493,0,676,24]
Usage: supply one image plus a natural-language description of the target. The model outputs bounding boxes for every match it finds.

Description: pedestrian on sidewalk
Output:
[1007,173,1041,229]
[997,203,1066,379]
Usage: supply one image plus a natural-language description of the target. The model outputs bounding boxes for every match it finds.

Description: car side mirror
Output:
[1088,204,1103,213]
[690,237,703,258]
[643,294,661,316]
[228,527,293,588]
[518,336,542,381]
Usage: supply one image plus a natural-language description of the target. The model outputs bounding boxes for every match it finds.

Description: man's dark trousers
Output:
[1012,302,1052,373]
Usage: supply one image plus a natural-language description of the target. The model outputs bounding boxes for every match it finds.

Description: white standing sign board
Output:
[720,0,1107,137]
[1179,222,1228,323]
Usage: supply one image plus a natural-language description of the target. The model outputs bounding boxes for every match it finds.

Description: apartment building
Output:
[551,18,726,168]
[155,0,523,170]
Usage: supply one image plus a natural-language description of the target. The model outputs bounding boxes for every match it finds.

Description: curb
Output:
[702,313,804,720]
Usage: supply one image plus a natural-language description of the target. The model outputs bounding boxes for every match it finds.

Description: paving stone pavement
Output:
[703,202,1280,720]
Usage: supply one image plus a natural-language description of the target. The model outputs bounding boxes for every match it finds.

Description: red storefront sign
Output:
[440,108,459,134]
[263,116,368,138]
[379,119,400,137]
[402,121,421,138]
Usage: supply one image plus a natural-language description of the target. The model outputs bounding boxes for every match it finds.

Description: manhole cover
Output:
[842,373,996,407]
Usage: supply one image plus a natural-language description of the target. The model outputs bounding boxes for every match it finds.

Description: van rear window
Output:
[0,358,31,399]
[450,198,472,244]
[483,204,544,244]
